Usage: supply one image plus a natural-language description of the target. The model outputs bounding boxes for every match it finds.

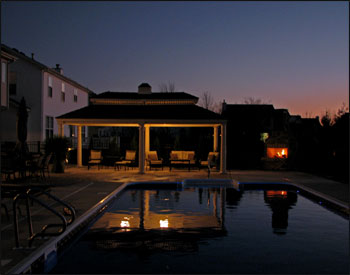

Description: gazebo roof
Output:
[57,104,224,121]
[91,91,198,101]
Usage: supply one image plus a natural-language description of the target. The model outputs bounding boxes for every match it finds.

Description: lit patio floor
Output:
[1,166,348,274]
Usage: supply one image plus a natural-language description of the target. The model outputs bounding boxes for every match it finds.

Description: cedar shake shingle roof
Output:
[57,104,223,120]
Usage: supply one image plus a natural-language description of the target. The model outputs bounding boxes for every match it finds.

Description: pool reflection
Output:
[264,190,298,235]
[87,187,298,254]
[87,188,244,254]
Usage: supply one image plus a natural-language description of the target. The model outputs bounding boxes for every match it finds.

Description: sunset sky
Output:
[2,1,348,118]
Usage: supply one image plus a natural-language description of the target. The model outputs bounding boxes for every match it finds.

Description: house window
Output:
[45,116,54,139]
[9,72,16,95]
[48,76,53,98]
[1,62,6,84]
[74,89,78,102]
[61,83,65,102]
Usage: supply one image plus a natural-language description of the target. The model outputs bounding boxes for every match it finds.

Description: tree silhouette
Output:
[159,81,176,92]
[242,97,271,104]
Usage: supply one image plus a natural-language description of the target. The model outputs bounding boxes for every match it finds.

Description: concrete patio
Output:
[1,166,348,274]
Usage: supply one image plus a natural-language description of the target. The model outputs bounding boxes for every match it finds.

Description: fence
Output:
[68,137,111,149]
[1,141,45,154]
[1,137,114,154]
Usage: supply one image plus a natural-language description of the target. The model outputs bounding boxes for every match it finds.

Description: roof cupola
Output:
[138,83,152,94]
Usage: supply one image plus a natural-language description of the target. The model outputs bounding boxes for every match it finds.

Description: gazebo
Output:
[56,84,227,173]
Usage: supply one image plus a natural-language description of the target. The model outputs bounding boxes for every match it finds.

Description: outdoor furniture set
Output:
[86,149,219,171]
[1,152,53,182]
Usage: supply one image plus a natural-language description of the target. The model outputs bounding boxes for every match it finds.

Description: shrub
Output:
[45,135,69,173]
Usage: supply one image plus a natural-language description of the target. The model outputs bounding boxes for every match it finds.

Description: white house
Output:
[0,44,92,143]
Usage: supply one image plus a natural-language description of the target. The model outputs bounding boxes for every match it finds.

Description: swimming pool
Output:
[51,181,349,274]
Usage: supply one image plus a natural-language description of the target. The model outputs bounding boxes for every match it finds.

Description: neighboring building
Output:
[0,44,92,143]
[221,103,292,169]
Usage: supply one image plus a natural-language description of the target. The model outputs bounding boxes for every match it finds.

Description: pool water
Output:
[51,184,349,274]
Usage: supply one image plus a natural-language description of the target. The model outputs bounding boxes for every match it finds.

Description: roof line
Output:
[1,44,94,94]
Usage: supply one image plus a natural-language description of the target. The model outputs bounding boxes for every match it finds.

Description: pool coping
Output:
[7,178,349,274]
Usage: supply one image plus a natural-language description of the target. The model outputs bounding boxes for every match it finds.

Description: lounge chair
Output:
[146,151,163,170]
[114,150,136,170]
[200,152,219,171]
[88,150,103,170]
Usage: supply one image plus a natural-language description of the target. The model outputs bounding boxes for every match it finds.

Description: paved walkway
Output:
[1,166,348,274]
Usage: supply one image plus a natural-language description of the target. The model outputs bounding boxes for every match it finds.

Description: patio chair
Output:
[200,152,219,171]
[146,151,163,170]
[1,154,19,181]
[40,153,53,179]
[28,154,45,179]
[88,150,103,170]
[114,150,136,170]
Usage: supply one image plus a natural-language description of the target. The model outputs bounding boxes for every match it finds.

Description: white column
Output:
[220,123,227,174]
[58,122,64,137]
[138,124,145,174]
[145,125,150,153]
[77,125,82,167]
[213,126,219,152]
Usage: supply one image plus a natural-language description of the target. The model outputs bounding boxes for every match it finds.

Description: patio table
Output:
[103,155,122,168]
[169,159,191,171]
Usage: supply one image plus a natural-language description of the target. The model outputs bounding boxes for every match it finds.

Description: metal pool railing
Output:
[12,188,76,249]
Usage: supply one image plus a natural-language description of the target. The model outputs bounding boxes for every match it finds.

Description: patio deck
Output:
[1,166,348,274]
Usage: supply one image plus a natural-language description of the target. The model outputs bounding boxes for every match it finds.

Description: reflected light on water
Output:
[120,217,130,230]
[160,219,169,228]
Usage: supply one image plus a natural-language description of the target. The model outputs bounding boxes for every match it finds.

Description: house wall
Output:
[1,58,9,109]
[2,57,89,142]
[2,59,42,141]
[42,72,89,140]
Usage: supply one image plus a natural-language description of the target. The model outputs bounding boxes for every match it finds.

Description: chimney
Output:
[221,99,227,114]
[54,64,63,74]
[138,83,152,94]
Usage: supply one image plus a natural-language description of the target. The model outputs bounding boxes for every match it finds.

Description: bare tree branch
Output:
[159,81,176,92]
[242,97,271,104]
[199,91,214,110]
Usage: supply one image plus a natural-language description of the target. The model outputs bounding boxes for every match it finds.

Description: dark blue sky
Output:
[2,1,348,117]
